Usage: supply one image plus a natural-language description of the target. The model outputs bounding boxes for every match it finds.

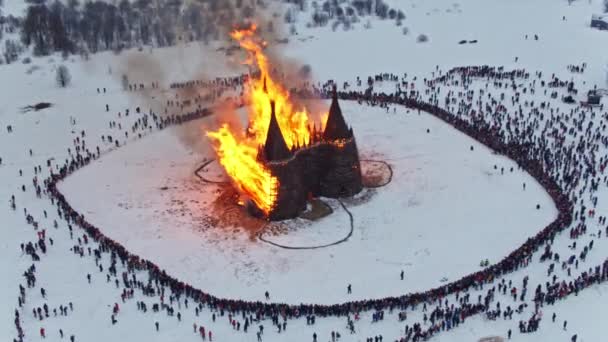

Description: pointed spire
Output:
[263,101,292,161]
[323,85,352,141]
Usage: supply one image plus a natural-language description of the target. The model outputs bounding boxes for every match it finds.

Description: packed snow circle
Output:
[57,91,556,303]
[6,62,608,342]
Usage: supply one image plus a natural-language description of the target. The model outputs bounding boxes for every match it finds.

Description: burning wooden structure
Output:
[253,92,362,220]
[205,24,362,221]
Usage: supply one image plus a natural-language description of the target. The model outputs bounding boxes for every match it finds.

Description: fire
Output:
[206,24,323,216]
[206,125,278,213]
[232,24,312,148]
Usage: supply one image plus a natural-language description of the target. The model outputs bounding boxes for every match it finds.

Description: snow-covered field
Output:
[2,0,608,341]
[58,101,555,304]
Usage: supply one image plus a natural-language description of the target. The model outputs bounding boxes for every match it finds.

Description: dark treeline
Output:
[308,0,405,29]
[14,0,264,59]
[0,0,406,64]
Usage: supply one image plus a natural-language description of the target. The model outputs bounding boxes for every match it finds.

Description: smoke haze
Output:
[111,1,321,155]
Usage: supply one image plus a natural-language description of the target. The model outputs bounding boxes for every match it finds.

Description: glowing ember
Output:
[206,24,323,216]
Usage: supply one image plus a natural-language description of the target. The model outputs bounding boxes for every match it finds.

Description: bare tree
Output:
[4,39,22,64]
[285,8,295,23]
[121,74,129,91]
[56,64,71,87]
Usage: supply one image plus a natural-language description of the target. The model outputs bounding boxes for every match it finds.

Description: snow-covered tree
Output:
[375,0,388,19]
[3,39,22,64]
[56,64,71,87]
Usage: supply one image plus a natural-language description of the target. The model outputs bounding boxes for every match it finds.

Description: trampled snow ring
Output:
[257,199,354,250]
[50,69,573,322]
[195,157,392,250]
[256,159,393,249]
[360,159,393,188]
[196,157,354,250]
[194,159,230,185]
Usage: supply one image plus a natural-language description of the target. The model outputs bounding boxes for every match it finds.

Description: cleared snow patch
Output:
[58,101,556,304]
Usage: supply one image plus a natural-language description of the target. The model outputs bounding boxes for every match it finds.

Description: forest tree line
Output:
[0,0,405,64]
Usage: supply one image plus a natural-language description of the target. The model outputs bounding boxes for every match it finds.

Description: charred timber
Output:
[252,95,363,220]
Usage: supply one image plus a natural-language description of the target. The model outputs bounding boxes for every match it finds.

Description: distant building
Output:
[591,14,608,30]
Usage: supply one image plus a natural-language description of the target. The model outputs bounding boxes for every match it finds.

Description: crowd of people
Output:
[9,63,608,342]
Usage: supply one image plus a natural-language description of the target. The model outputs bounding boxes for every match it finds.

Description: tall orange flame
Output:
[232,24,313,148]
[206,24,321,216]
[206,125,277,213]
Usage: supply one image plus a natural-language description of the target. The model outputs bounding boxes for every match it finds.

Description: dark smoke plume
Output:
[113,0,319,155]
